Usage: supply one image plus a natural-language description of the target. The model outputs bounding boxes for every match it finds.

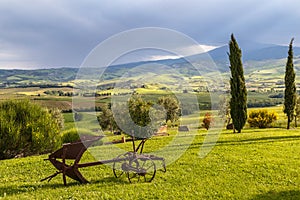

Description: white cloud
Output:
[177,45,219,56]
[110,44,220,64]
[146,55,182,61]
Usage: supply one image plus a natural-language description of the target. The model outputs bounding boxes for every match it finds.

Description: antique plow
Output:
[42,135,166,185]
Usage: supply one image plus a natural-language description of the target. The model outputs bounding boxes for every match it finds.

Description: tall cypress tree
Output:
[284,38,296,129]
[228,34,247,133]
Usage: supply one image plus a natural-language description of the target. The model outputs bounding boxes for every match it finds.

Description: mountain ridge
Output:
[1,41,300,86]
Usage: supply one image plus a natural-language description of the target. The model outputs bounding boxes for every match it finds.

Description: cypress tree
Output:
[228,34,247,133]
[284,38,296,129]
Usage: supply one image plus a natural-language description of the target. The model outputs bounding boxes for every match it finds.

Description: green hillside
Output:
[0,127,299,199]
[1,56,300,93]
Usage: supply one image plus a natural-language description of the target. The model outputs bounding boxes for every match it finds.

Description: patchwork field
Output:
[0,69,298,199]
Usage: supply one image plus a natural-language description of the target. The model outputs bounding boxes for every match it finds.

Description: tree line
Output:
[97,95,180,137]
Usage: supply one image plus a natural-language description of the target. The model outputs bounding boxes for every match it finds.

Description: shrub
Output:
[60,128,94,144]
[0,99,63,159]
[97,105,116,132]
[60,128,103,147]
[247,110,278,128]
[202,112,213,130]
[60,128,80,144]
[157,95,180,123]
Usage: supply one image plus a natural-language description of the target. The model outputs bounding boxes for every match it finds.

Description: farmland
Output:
[0,64,299,199]
[1,58,297,110]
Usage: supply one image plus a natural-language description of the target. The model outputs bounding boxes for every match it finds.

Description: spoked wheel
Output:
[113,152,131,178]
[127,157,156,183]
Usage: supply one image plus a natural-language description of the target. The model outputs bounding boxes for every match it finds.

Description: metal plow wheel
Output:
[127,157,156,183]
[113,152,131,178]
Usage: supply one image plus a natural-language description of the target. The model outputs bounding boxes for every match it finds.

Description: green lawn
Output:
[0,128,299,199]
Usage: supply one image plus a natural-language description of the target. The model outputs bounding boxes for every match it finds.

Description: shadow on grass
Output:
[0,183,73,197]
[0,176,128,197]
[155,134,300,154]
[191,134,300,149]
[251,190,300,200]
[90,176,129,185]
[220,134,300,144]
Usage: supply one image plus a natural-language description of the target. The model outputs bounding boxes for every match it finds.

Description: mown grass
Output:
[0,128,299,199]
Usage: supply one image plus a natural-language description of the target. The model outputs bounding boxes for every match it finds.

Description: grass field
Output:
[0,127,299,199]
[0,86,299,199]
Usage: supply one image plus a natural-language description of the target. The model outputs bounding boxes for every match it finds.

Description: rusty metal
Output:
[42,135,166,185]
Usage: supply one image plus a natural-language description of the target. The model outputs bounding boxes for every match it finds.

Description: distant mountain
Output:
[1,41,300,87]
[0,68,78,87]
[174,41,300,73]
[207,41,300,62]
[246,45,300,60]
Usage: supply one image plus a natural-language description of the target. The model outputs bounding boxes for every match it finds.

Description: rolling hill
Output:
[0,41,300,89]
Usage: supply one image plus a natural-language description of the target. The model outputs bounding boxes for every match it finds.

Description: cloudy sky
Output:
[0,0,300,69]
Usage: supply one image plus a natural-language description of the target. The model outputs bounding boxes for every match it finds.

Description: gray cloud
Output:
[0,0,300,68]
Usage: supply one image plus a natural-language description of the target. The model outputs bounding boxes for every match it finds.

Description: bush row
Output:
[202,110,279,130]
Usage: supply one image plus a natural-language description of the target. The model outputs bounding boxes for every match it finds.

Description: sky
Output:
[0,0,300,69]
